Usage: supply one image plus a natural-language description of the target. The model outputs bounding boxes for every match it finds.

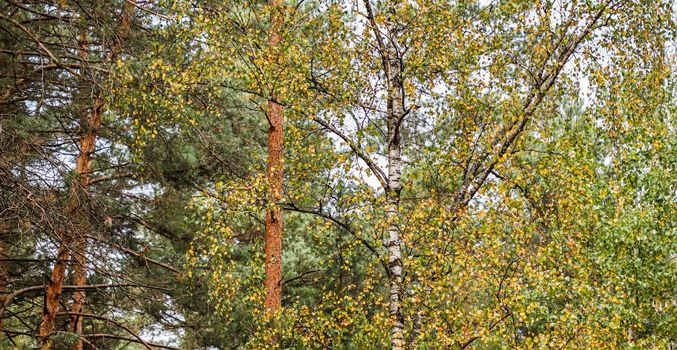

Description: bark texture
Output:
[264,100,284,311]
[0,218,10,332]
[66,97,103,350]
[38,97,102,349]
[68,4,134,348]
[38,235,72,348]
[385,46,405,350]
[264,0,284,313]
[37,29,99,348]
[363,0,406,347]
[39,2,135,345]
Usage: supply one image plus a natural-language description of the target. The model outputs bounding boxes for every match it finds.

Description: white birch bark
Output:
[385,30,405,350]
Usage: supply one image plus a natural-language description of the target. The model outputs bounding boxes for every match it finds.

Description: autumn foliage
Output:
[0,0,675,349]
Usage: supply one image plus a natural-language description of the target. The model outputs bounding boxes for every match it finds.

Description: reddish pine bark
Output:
[38,237,72,347]
[68,4,134,348]
[69,243,87,350]
[264,0,284,313]
[39,0,134,342]
[67,97,103,350]
[37,96,102,348]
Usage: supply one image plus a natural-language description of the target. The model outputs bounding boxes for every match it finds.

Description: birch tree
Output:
[106,0,676,348]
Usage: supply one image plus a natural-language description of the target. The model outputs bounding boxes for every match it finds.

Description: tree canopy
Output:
[0,0,675,349]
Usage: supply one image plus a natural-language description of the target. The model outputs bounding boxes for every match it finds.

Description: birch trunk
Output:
[356,2,407,346]
[385,30,405,350]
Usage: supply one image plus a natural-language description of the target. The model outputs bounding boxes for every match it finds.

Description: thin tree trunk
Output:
[67,4,134,348]
[38,99,102,350]
[37,28,99,348]
[37,237,71,348]
[66,96,103,350]
[385,30,405,350]
[361,1,406,346]
[66,28,101,350]
[38,0,135,339]
[69,242,86,350]
[385,108,404,350]
[0,217,10,332]
[264,0,284,313]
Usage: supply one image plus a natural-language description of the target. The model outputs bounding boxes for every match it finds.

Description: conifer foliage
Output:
[0,0,675,349]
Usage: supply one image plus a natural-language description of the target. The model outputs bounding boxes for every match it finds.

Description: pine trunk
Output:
[0,218,10,331]
[67,3,134,346]
[37,27,98,347]
[66,96,103,350]
[37,237,71,348]
[69,238,87,350]
[264,0,284,313]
